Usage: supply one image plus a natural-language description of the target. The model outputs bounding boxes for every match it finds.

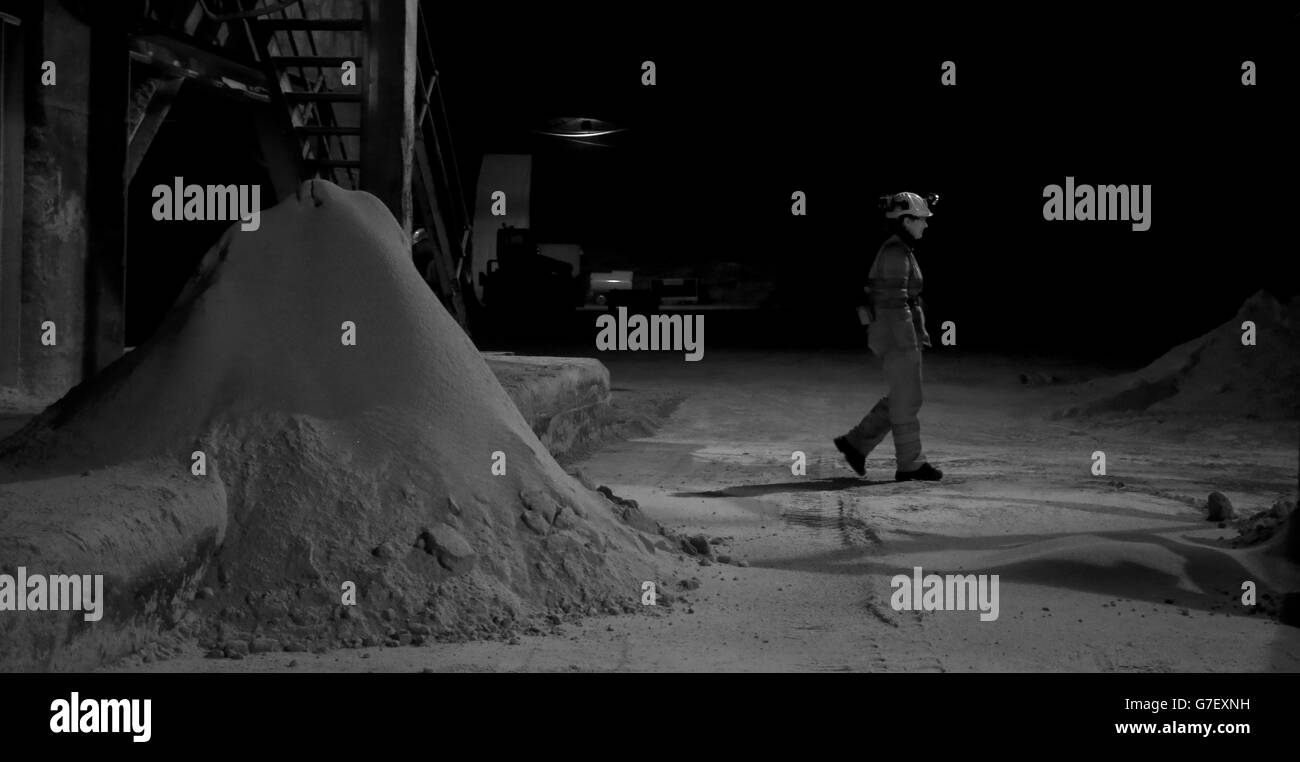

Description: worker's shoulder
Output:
[875,235,912,261]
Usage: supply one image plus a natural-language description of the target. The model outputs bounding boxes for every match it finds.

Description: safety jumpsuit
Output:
[841,233,929,471]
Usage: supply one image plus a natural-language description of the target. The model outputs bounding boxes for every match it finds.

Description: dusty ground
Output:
[102,349,1300,672]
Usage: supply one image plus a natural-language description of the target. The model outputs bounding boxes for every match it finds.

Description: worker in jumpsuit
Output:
[834,191,943,482]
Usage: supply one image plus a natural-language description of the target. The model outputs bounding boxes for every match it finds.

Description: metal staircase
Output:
[246,10,364,188]
[128,0,475,332]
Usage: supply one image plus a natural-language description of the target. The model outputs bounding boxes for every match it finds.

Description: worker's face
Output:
[903,215,929,239]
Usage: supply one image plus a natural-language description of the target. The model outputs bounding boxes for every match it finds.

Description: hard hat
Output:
[883,191,934,219]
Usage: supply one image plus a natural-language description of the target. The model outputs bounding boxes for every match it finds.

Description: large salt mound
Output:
[0,180,663,657]
[1058,291,1300,421]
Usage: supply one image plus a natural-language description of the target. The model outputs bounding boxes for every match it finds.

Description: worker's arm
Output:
[903,251,931,349]
[912,297,931,348]
[859,247,895,332]
[856,287,874,328]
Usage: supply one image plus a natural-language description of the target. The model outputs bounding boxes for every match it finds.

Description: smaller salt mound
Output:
[1058,291,1300,420]
[0,460,227,671]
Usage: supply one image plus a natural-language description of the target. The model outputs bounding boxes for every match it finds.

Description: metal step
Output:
[283,91,361,103]
[272,56,356,68]
[257,19,364,32]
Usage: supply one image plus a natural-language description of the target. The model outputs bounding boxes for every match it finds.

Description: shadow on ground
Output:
[752,527,1282,622]
[673,477,893,498]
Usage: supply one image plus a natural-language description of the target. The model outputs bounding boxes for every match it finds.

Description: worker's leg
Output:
[844,395,892,456]
[884,347,926,471]
[842,320,896,456]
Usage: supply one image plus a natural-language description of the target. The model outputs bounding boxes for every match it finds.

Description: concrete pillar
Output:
[360,0,416,238]
[19,0,89,398]
[0,13,25,389]
[16,0,125,399]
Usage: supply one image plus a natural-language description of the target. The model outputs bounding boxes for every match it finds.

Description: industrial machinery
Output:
[651,277,699,306]
[588,271,633,306]
[478,226,584,311]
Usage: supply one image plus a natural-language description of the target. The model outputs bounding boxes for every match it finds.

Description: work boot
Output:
[895,462,943,482]
[833,436,866,476]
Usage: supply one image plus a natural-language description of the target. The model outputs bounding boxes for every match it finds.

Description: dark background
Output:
[430,6,1299,363]
[127,5,1299,365]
